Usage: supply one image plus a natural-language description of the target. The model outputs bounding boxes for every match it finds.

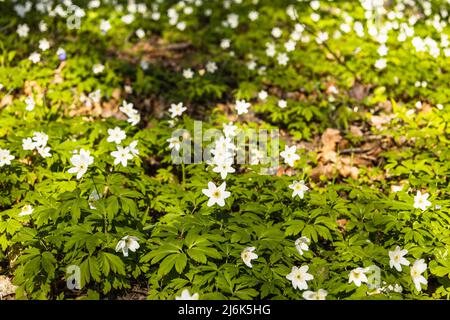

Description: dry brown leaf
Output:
[0,276,17,299]
[0,94,13,108]
[420,102,432,114]
[310,163,335,179]
[321,128,342,152]
[319,150,338,163]
[349,125,363,137]
[370,115,391,129]
[336,219,348,233]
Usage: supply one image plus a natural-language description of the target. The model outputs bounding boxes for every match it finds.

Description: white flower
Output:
[374,58,387,70]
[19,204,34,217]
[25,96,35,111]
[295,236,310,255]
[22,138,36,150]
[100,19,111,33]
[177,21,186,31]
[32,132,48,147]
[280,145,300,167]
[152,12,161,21]
[183,68,194,79]
[389,246,410,272]
[302,289,327,300]
[212,158,235,179]
[247,60,257,70]
[286,266,314,290]
[121,14,135,24]
[37,146,52,158]
[135,28,145,38]
[107,127,126,144]
[22,132,51,158]
[316,32,328,44]
[29,52,41,64]
[115,235,140,257]
[175,289,199,300]
[120,101,135,115]
[39,39,50,51]
[0,149,14,167]
[285,40,296,52]
[223,122,237,137]
[311,13,320,22]
[227,13,239,28]
[413,191,431,211]
[206,61,217,73]
[410,259,427,292]
[235,99,251,115]
[266,42,276,57]
[214,136,235,154]
[258,90,268,100]
[111,146,133,167]
[248,11,259,21]
[17,24,30,37]
[68,149,94,179]
[220,39,231,49]
[128,140,139,156]
[241,247,258,268]
[289,180,309,199]
[348,267,369,287]
[140,60,149,70]
[183,6,193,15]
[202,181,231,207]
[39,21,48,32]
[377,44,388,56]
[277,53,289,65]
[92,64,105,74]
[278,99,287,108]
[128,113,140,126]
[393,283,403,293]
[167,137,181,151]
[271,27,282,38]
[310,0,320,10]
[169,102,187,118]
[56,48,67,61]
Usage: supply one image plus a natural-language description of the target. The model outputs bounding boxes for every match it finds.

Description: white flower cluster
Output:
[349,246,428,292]
[119,100,140,126]
[106,126,139,167]
[22,132,52,158]
[208,132,236,180]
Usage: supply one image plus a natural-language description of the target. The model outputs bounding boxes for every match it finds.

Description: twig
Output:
[339,147,376,155]
[159,42,192,51]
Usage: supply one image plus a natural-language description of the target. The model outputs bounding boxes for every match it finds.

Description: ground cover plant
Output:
[0,0,450,300]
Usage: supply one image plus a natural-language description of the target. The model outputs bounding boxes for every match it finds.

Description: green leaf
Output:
[175,253,187,273]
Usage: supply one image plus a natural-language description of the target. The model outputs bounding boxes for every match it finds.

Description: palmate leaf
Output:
[97,252,126,277]
[80,256,101,287]
[158,253,179,277]
[187,246,222,263]
[284,220,305,236]
[41,252,57,275]
[140,241,183,264]
[175,253,188,273]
